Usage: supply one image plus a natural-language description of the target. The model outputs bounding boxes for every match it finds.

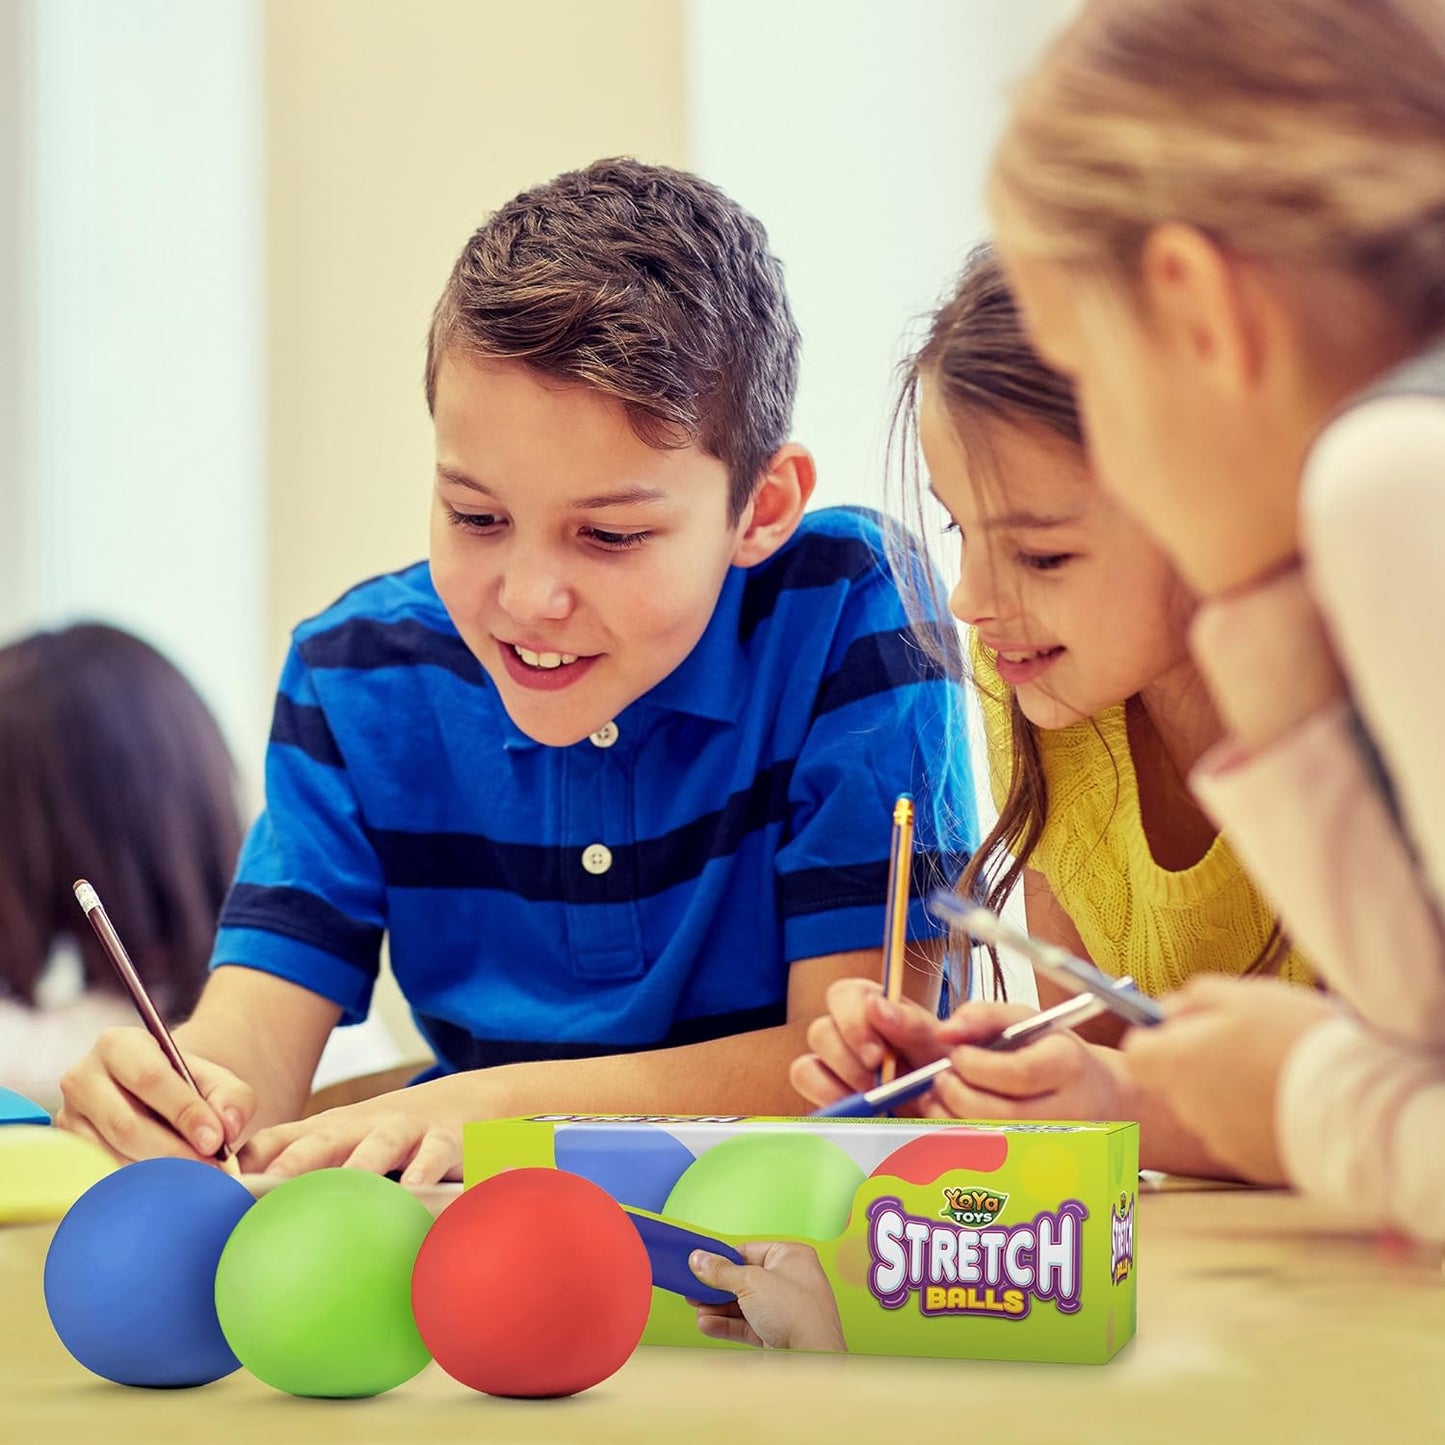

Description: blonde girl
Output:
[987,0,1445,1235]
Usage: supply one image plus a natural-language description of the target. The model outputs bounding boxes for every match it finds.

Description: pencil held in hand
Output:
[878,794,916,1085]
[72,879,238,1172]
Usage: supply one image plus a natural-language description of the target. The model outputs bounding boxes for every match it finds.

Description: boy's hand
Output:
[790,977,954,1111]
[1121,975,1337,1184]
[56,1027,255,1165]
[241,1092,461,1186]
[688,1241,846,1352]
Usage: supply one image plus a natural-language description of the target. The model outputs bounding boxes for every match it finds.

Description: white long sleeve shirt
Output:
[1189,369,1445,1240]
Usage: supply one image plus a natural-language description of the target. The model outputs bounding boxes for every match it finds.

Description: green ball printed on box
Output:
[464,1114,1139,1365]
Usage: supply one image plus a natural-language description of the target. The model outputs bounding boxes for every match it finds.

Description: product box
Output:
[464,1114,1138,1364]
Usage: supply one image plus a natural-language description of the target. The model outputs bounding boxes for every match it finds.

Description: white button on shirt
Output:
[589,721,619,748]
[581,844,613,875]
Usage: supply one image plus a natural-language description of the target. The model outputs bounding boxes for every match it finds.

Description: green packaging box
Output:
[464,1114,1138,1364]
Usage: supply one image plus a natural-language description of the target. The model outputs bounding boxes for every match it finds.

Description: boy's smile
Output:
[428,355,751,747]
[496,642,600,693]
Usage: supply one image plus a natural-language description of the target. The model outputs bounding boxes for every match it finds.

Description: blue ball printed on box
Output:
[466,1113,1141,1364]
[553,1121,695,1214]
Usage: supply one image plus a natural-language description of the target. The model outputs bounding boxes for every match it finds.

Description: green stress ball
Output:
[663,1130,864,1239]
[214,1169,433,1397]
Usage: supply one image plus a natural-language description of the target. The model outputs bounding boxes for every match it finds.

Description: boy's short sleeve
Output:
[210,642,386,1023]
[774,532,975,966]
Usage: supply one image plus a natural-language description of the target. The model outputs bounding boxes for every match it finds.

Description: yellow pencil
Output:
[878,794,915,1085]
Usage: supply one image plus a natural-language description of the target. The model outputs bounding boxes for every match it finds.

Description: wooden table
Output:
[2,1179,1440,1444]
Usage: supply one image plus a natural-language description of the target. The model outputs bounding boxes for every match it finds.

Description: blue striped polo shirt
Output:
[212,506,976,1076]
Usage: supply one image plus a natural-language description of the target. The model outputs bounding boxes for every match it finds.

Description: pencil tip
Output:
[72,879,99,912]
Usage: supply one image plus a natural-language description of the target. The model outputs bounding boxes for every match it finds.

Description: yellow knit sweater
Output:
[972,637,1313,994]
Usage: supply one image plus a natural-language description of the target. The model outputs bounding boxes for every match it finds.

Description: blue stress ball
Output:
[214,1168,433,1398]
[43,1157,253,1388]
[553,1123,695,1213]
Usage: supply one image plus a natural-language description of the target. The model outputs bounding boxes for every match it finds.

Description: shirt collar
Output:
[633,566,746,725]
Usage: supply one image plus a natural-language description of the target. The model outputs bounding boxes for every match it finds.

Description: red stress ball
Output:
[412,1168,652,1398]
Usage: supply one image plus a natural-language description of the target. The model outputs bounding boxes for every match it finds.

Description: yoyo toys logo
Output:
[940,1186,1009,1227]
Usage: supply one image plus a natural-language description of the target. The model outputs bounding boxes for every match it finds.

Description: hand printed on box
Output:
[686,1240,848,1353]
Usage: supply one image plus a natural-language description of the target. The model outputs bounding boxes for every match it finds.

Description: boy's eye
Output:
[1020,552,1073,572]
[444,506,503,532]
[583,528,651,551]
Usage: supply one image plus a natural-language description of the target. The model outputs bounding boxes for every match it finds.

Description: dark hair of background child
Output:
[0,623,244,1018]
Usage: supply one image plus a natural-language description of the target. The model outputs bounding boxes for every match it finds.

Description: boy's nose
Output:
[497,554,574,623]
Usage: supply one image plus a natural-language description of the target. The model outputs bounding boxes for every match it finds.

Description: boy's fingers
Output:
[85,1030,225,1153]
[342,1121,419,1179]
[58,1074,216,1164]
[399,1130,460,1187]
[186,1057,257,1145]
[58,1034,222,1162]
[261,1128,353,1178]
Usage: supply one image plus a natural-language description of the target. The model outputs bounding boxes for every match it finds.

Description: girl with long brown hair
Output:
[793,244,1311,1176]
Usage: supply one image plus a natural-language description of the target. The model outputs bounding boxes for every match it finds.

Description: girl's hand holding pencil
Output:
[791,897,1161,1124]
[791,977,1133,1124]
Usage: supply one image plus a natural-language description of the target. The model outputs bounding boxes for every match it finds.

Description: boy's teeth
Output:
[513,645,579,669]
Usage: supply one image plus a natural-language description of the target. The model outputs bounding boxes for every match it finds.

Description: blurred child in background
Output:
[0,623,242,1109]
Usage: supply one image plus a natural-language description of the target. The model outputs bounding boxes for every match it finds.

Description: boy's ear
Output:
[1138,223,1263,397]
[731,443,816,568]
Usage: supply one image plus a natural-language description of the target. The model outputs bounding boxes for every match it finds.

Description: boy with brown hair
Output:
[58,158,974,1182]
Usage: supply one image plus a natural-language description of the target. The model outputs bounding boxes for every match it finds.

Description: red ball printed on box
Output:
[411,1167,652,1398]
[869,1128,1009,1185]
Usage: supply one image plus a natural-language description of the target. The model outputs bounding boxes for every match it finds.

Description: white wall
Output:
[686,0,1074,517]
[686,0,1075,996]
[16,0,269,787]
[0,0,31,633]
